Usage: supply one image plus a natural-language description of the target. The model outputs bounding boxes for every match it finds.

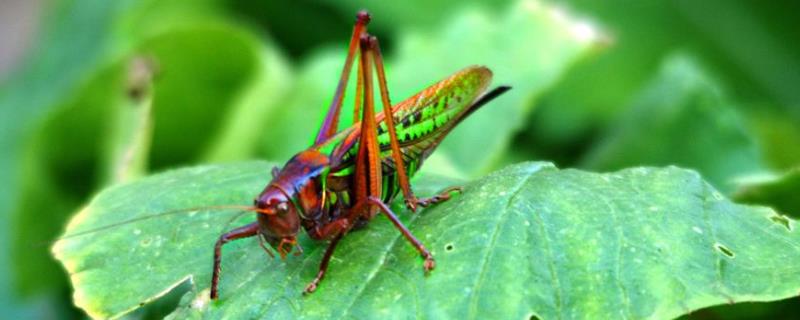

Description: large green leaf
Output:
[54,162,800,319]
[260,0,601,177]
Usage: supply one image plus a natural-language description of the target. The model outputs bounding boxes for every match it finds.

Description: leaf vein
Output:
[467,167,538,318]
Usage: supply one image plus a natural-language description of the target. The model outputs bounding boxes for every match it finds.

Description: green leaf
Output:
[581,54,765,193]
[734,168,800,218]
[260,0,601,177]
[138,23,284,168]
[527,0,800,158]
[54,162,800,319]
[102,57,156,185]
[746,108,800,169]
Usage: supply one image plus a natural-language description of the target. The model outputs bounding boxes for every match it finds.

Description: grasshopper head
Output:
[254,187,301,259]
[253,150,329,258]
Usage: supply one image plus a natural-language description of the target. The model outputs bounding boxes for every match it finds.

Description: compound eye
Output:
[275,202,289,215]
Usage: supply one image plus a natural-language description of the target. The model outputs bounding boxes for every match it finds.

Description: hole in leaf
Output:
[714,243,735,258]
[769,214,792,231]
[527,312,541,320]
[445,243,454,252]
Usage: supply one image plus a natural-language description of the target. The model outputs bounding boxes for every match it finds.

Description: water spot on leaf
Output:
[527,312,541,320]
[192,289,210,310]
[445,243,454,252]
[714,243,735,258]
[692,226,703,234]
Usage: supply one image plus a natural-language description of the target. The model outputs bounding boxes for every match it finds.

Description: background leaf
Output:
[581,54,765,193]
[0,1,285,317]
[54,162,800,319]
[734,168,800,219]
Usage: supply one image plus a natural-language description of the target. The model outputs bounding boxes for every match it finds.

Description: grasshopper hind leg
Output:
[414,186,463,208]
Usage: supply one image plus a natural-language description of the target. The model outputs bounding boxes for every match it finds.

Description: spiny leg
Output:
[211,222,260,299]
[365,35,423,212]
[415,186,464,208]
[356,36,434,269]
[352,33,383,207]
[366,197,435,272]
[314,11,371,144]
[299,33,385,296]
[321,33,433,292]
[352,47,364,126]
[304,233,344,294]
[310,33,383,246]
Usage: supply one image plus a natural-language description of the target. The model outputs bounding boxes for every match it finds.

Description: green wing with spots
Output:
[328,65,495,178]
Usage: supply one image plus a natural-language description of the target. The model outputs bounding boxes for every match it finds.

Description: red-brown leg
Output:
[349,36,434,271]
[366,197,435,272]
[308,218,351,240]
[352,34,383,206]
[211,222,260,299]
[365,36,420,211]
[314,11,371,144]
[415,186,464,208]
[304,233,344,294]
[257,233,276,259]
[352,49,364,127]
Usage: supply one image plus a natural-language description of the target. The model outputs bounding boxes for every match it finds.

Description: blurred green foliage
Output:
[0,0,798,319]
[734,168,800,218]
